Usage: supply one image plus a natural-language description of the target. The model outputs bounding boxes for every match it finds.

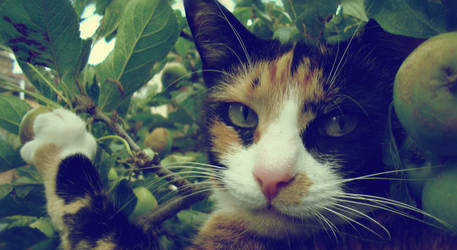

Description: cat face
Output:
[185,0,418,238]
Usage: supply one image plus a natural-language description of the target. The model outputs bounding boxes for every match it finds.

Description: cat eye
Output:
[319,114,358,137]
[227,103,258,128]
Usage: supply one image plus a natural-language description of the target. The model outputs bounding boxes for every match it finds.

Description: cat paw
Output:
[20,108,97,164]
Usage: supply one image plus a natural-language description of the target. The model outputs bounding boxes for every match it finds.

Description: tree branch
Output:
[140,182,211,229]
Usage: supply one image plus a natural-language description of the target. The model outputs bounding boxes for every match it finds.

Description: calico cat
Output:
[183,1,457,249]
[20,0,456,249]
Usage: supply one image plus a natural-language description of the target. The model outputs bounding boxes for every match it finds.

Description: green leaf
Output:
[94,0,128,41]
[0,215,37,229]
[72,0,94,16]
[174,38,194,58]
[0,184,13,200]
[365,0,447,38]
[0,226,46,250]
[0,185,46,217]
[16,61,57,102]
[282,0,339,40]
[76,39,93,74]
[0,0,83,96]
[0,139,25,172]
[341,0,368,22]
[0,95,30,134]
[233,7,253,26]
[96,0,179,111]
[95,0,113,14]
[30,237,60,250]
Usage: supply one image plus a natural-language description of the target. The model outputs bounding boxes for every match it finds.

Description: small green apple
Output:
[161,62,188,90]
[422,164,457,232]
[129,186,158,219]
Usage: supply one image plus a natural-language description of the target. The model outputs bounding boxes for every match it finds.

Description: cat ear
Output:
[184,0,261,86]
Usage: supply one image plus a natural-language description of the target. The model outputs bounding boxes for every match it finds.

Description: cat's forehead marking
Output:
[210,49,325,140]
[211,49,325,103]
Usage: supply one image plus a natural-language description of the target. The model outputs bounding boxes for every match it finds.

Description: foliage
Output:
[0,0,454,248]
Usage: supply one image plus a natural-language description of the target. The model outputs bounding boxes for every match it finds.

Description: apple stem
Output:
[448,76,457,93]
[445,69,457,93]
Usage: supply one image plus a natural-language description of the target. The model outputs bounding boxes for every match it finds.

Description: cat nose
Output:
[253,167,295,201]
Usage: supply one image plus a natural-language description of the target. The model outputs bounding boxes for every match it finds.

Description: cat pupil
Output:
[241,105,249,121]
[336,115,346,130]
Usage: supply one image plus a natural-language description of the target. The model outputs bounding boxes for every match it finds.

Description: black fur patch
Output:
[63,193,157,249]
[56,154,102,204]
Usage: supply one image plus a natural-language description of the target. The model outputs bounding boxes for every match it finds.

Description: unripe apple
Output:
[393,32,457,156]
[161,62,188,90]
[19,106,53,144]
[129,186,158,219]
[422,164,457,232]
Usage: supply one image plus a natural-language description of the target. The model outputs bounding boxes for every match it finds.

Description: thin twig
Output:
[180,30,194,41]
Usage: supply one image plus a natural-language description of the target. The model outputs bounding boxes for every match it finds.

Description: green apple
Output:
[161,62,188,90]
[393,32,457,156]
[19,106,53,144]
[422,164,457,232]
[129,186,158,219]
[399,137,440,198]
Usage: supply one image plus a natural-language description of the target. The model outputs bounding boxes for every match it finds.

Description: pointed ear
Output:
[184,0,260,86]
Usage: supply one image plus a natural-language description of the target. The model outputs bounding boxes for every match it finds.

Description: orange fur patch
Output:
[273,173,313,205]
[190,213,268,250]
[210,120,242,156]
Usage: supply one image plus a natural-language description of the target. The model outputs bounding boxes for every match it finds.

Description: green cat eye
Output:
[228,103,258,128]
[320,114,358,137]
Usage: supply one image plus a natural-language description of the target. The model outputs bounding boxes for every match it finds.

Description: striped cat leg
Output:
[20,109,157,249]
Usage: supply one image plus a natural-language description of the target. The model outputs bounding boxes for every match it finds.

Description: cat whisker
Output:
[205,42,247,68]
[156,179,227,203]
[160,184,227,204]
[149,169,223,183]
[132,162,225,176]
[314,209,339,241]
[335,94,369,117]
[214,1,252,69]
[335,194,453,231]
[331,202,391,240]
[147,173,222,197]
[337,166,443,185]
[159,166,223,176]
[326,41,340,90]
[327,20,365,90]
[162,162,226,170]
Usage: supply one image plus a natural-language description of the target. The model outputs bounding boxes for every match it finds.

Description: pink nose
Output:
[253,167,295,201]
